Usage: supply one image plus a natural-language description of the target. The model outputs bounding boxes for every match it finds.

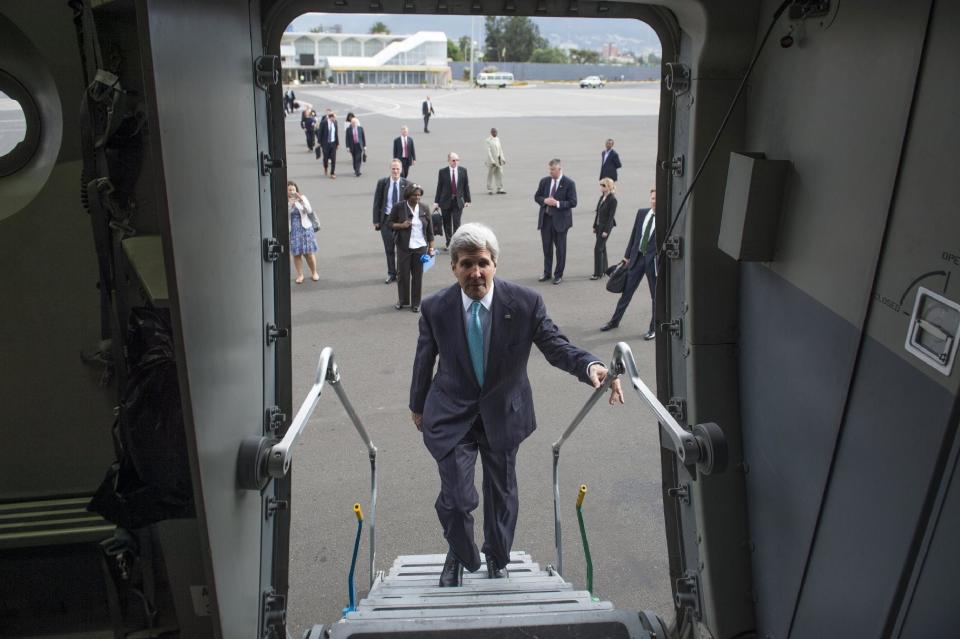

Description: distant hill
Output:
[287,13,661,55]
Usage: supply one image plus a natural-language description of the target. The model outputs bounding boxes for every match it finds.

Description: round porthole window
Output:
[0,71,40,177]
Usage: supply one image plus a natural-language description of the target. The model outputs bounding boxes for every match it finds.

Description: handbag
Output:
[307,210,320,232]
[605,262,628,294]
[362,151,367,163]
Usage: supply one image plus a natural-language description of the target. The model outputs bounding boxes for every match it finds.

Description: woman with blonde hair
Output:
[591,177,618,279]
[287,181,319,283]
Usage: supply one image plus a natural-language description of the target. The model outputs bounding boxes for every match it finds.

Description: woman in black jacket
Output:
[389,184,435,312]
[591,178,618,279]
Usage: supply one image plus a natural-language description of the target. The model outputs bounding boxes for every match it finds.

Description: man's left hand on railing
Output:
[588,364,624,405]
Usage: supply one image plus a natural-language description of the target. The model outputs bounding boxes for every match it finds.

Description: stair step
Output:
[371,579,573,596]
[387,563,543,577]
[345,599,615,620]
[360,589,599,609]
[325,608,645,639]
[392,551,531,566]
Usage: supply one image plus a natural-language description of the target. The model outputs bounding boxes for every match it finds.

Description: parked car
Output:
[580,75,605,88]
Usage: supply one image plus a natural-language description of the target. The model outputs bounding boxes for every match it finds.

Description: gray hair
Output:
[548,158,562,167]
[449,223,500,264]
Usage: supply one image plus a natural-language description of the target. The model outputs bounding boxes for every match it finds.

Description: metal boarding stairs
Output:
[237,344,727,639]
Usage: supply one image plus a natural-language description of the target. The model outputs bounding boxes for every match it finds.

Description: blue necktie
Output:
[468,301,484,386]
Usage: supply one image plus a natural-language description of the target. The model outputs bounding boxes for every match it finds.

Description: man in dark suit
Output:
[318,111,339,178]
[410,223,623,587]
[533,159,578,285]
[372,159,408,284]
[599,138,622,182]
[422,96,435,133]
[315,107,331,161]
[392,126,416,178]
[433,152,472,250]
[601,188,657,340]
[346,116,367,177]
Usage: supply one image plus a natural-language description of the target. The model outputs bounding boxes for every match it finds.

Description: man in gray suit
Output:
[410,223,623,587]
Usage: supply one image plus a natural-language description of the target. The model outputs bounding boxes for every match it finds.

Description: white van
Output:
[475,72,514,88]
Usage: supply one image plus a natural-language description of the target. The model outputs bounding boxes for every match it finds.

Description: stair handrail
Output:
[268,346,379,589]
[551,341,726,576]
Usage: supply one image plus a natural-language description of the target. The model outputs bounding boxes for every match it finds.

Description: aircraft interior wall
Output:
[0,3,115,500]
[735,0,960,636]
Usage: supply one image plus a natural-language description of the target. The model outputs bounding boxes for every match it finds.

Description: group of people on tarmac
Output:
[286,88,656,339]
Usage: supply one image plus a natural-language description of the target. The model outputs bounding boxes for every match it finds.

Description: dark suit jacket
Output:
[422,100,434,116]
[623,208,655,260]
[592,194,618,235]
[388,202,434,252]
[534,175,578,232]
[434,166,471,209]
[319,118,339,147]
[599,149,622,181]
[372,177,409,225]
[346,124,366,153]
[392,136,416,162]
[411,279,598,460]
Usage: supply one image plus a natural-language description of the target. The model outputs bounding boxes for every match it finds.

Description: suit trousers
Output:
[593,234,609,277]
[435,417,518,573]
[486,165,504,192]
[423,113,431,132]
[440,204,463,245]
[379,220,397,277]
[321,142,337,174]
[396,246,426,306]
[540,220,568,278]
[610,251,656,331]
[305,129,315,150]
[399,158,412,178]
[350,148,362,175]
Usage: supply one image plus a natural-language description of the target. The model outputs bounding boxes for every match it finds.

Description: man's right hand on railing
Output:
[411,412,423,432]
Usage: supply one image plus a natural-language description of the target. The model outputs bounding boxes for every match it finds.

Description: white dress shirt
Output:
[408,204,426,249]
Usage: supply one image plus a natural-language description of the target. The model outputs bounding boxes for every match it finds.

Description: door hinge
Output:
[255,55,281,90]
[660,317,683,340]
[675,570,702,620]
[660,155,684,177]
[666,397,686,423]
[260,152,284,175]
[664,236,682,259]
[263,237,284,262]
[264,406,286,436]
[265,497,289,520]
[261,588,287,637]
[266,323,289,346]
[667,483,690,505]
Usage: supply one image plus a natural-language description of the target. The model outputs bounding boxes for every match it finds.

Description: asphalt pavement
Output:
[282,83,672,634]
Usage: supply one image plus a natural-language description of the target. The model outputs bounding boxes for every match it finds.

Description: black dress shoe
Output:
[438,553,463,587]
[553,277,563,285]
[384,275,397,284]
[600,322,618,332]
[394,303,405,310]
[486,557,506,579]
[643,330,656,341]
[537,275,551,282]
[411,305,419,313]
[589,275,601,280]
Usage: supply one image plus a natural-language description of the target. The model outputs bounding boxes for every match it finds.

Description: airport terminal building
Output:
[280,31,450,85]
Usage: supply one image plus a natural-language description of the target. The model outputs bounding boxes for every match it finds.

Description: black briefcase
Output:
[431,211,443,235]
[605,263,628,294]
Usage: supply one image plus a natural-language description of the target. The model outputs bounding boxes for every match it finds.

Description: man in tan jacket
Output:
[484,128,506,195]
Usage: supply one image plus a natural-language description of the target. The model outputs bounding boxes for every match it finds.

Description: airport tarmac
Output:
[282,83,672,633]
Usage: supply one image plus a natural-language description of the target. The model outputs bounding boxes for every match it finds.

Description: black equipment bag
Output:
[431,211,443,235]
[89,307,195,529]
